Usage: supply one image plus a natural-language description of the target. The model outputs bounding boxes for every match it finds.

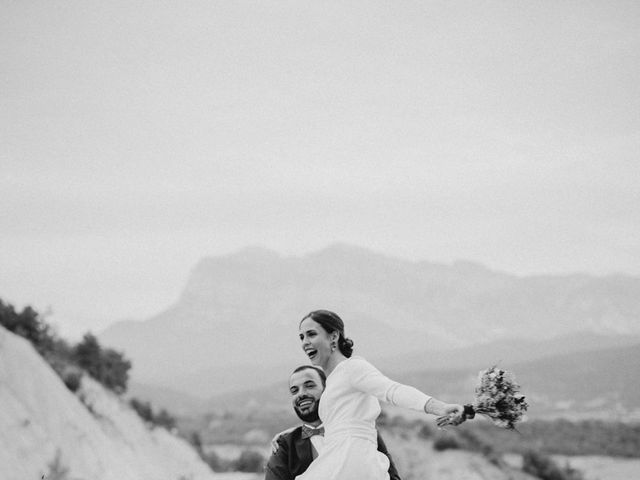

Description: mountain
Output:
[99,244,640,398]
[394,342,640,420]
[0,326,216,480]
[382,330,640,375]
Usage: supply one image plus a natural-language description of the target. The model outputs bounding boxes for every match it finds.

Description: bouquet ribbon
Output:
[463,404,476,419]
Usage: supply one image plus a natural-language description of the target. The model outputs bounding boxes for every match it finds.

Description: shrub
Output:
[62,368,83,393]
[0,299,132,395]
[233,449,265,472]
[73,333,131,394]
[130,398,154,423]
[433,432,462,451]
[189,431,204,458]
[154,409,177,430]
[203,450,227,472]
[458,428,496,456]
[0,300,54,355]
[129,398,177,431]
[522,450,584,480]
[462,419,640,458]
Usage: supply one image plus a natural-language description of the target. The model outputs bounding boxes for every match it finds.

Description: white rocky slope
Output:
[0,326,216,480]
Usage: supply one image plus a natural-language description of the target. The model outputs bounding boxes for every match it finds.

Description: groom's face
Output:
[289,368,324,423]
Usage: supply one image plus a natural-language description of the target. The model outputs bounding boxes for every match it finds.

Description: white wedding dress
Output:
[295,356,432,480]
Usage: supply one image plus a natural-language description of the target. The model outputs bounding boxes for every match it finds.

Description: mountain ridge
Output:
[99,244,640,397]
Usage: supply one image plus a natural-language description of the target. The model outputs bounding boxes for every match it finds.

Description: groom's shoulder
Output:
[276,425,304,444]
[266,425,306,480]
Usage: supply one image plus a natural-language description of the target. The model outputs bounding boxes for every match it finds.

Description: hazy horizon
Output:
[2,1,639,339]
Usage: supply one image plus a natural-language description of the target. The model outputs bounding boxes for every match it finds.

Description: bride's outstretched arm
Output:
[348,357,466,425]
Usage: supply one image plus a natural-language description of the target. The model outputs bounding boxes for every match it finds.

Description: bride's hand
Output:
[436,404,466,428]
[270,426,297,453]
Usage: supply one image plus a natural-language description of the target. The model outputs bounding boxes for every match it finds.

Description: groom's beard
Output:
[294,396,320,423]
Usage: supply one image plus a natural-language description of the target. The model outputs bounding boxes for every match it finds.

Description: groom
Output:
[264,365,401,480]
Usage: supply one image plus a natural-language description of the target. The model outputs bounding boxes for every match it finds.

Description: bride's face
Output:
[299,318,336,367]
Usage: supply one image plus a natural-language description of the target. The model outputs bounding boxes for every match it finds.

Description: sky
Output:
[2,0,639,339]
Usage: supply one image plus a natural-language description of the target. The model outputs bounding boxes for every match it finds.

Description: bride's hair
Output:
[301,310,354,358]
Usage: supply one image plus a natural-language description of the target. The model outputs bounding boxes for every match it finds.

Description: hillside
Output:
[99,244,640,397]
[394,343,640,419]
[0,325,216,480]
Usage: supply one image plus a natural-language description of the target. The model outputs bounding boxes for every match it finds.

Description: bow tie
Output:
[301,425,325,439]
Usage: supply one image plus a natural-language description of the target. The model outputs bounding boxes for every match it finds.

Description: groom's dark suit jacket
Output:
[264,426,401,480]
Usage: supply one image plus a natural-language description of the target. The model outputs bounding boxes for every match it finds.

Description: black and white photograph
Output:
[2,1,639,479]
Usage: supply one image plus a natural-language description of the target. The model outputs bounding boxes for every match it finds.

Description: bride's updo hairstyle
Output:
[301,310,354,358]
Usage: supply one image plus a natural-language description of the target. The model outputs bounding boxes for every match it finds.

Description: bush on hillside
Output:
[129,397,177,431]
[73,333,131,394]
[433,432,462,451]
[201,450,227,472]
[0,298,131,395]
[154,409,177,430]
[455,428,504,465]
[463,418,640,458]
[61,367,83,392]
[0,300,54,355]
[130,398,155,423]
[522,450,584,480]
[233,449,265,472]
[189,431,205,458]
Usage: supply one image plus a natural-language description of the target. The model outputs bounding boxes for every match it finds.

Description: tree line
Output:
[0,299,131,394]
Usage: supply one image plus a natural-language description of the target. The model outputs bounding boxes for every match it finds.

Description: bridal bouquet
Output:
[463,365,529,430]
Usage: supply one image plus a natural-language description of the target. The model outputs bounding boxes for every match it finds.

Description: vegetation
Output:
[4,298,635,477]
[381,415,588,479]
[0,299,131,394]
[433,433,462,451]
[379,412,640,459]
[198,448,225,472]
[62,368,83,393]
[462,418,640,458]
[129,397,177,430]
[187,428,267,473]
[74,333,130,394]
[0,301,55,355]
[186,430,265,473]
[234,449,266,472]
[179,407,297,446]
[182,407,640,475]
[523,450,584,480]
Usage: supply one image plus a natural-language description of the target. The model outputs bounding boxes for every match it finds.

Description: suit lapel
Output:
[293,428,314,475]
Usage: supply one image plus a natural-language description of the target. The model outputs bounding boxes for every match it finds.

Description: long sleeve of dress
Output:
[347,357,431,412]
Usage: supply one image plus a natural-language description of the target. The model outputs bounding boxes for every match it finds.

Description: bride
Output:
[295,310,467,480]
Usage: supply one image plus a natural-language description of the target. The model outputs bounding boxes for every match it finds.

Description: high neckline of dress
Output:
[327,355,362,378]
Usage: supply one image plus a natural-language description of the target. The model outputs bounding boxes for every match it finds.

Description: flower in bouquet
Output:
[466,365,528,430]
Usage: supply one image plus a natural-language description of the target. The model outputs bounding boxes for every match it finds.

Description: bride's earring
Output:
[330,342,336,352]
